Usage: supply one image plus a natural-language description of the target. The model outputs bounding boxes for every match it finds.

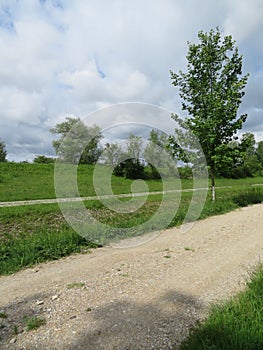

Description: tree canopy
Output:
[50,117,102,164]
[0,140,7,162]
[170,28,249,200]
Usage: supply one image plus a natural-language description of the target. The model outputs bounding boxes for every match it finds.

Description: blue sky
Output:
[0,0,263,161]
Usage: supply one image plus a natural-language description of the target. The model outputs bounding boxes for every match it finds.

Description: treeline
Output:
[1,116,263,180]
[215,133,263,178]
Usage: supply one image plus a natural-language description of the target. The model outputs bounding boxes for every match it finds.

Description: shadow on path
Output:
[67,290,205,350]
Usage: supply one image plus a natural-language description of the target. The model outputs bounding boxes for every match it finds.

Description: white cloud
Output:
[223,0,263,41]
[0,87,43,123]
[0,0,262,161]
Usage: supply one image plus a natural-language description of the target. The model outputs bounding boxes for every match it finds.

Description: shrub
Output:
[113,158,145,179]
[233,187,263,207]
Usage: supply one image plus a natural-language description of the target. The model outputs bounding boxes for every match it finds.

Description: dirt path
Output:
[1,204,263,349]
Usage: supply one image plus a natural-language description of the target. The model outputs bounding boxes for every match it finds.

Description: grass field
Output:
[1,162,263,202]
[0,163,263,275]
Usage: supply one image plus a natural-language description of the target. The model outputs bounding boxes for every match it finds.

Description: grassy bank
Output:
[0,186,263,275]
[1,162,263,202]
[179,265,263,350]
[0,163,263,274]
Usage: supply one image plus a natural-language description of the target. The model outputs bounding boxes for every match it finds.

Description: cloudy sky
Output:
[0,0,263,161]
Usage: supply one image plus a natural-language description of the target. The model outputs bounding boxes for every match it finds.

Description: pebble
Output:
[52,295,59,301]
[36,300,44,305]
[10,337,17,344]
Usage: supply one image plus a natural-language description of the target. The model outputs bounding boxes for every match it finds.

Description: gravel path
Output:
[0,204,263,349]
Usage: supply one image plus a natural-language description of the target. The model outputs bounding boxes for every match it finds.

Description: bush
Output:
[113,159,145,179]
[33,155,55,164]
[233,187,263,207]
[178,166,193,179]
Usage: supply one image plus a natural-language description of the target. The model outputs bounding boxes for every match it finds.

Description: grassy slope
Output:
[0,163,263,275]
[1,162,263,202]
[179,266,263,350]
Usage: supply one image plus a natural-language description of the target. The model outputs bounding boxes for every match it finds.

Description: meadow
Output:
[0,162,263,275]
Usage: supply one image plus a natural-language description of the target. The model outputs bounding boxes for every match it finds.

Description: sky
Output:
[0,0,263,162]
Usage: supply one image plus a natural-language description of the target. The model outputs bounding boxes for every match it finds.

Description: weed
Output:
[0,313,7,319]
[67,282,85,289]
[184,247,194,252]
[12,325,19,335]
[26,316,46,331]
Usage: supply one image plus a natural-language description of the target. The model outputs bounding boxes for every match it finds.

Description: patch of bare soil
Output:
[0,204,263,349]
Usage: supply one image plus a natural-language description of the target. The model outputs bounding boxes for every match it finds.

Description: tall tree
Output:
[103,142,122,167]
[239,133,262,176]
[113,134,145,179]
[50,117,102,164]
[170,28,249,200]
[256,141,263,166]
[144,129,173,178]
[0,140,7,162]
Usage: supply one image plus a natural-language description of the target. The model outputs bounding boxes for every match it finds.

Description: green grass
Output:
[1,186,262,275]
[0,203,97,275]
[26,316,46,331]
[233,187,263,207]
[67,282,85,289]
[0,163,56,201]
[0,163,178,201]
[1,162,262,202]
[0,163,263,275]
[179,266,263,350]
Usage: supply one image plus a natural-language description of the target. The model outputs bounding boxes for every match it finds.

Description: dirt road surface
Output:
[0,204,263,349]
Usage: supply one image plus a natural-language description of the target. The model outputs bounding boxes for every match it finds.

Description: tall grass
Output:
[0,226,96,275]
[233,187,263,207]
[179,266,263,350]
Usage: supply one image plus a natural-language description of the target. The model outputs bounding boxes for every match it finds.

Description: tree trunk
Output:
[211,169,216,201]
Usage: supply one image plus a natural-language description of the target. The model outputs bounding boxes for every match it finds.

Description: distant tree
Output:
[33,155,55,164]
[126,133,143,160]
[0,140,7,162]
[256,141,263,166]
[215,133,262,178]
[170,28,249,200]
[239,133,262,176]
[239,133,256,157]
[144,129,173,178]
[50,117,103,164]
[102,142,123,167]
[113,134,145,179]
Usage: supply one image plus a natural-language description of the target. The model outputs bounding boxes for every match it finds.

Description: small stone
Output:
[10,337,17,344]
[36,300,44,305]
[69,315,77,319]
[52,295,59,301]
